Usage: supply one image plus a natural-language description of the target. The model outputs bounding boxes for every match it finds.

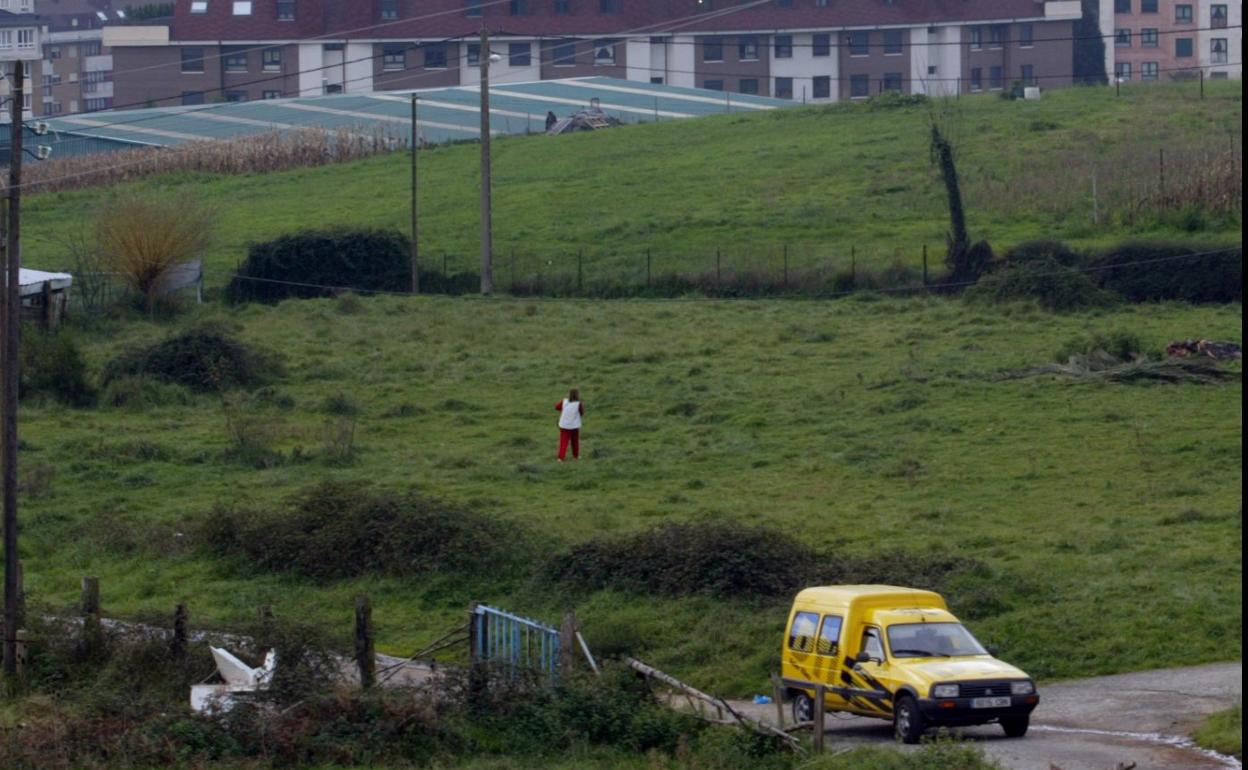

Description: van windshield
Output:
[886,623,987,658]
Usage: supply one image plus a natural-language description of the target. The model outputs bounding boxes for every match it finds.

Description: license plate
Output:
[971,696,1011,709]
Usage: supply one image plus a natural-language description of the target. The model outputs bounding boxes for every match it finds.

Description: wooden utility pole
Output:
[410,94,420,294]
[478,28,495,295]
[3,60,25,679]
[355,595,375,688]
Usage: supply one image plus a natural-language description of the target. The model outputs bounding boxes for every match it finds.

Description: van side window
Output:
[816,615,842,655]
[861,627,885,660]
[788,611,819,653]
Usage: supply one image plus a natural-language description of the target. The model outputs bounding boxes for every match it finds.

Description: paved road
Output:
[730,663,1242,770]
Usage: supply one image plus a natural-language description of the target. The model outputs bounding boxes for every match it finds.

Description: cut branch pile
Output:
[997,354,1238,385]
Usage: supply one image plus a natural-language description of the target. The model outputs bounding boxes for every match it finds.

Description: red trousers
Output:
[558,428,580,460]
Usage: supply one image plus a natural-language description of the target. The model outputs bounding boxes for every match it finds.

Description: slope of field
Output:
[24,81,1241,284]
[16,296,1241,694]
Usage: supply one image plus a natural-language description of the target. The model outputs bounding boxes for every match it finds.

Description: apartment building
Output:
[30,0,127,117]
[1101,0,1240,81]
[0,0,44,124]
[105,0,1086,109]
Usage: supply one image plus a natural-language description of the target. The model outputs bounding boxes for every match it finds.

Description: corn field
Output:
[28,126,404,195]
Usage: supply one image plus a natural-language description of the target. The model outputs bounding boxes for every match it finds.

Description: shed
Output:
[18,268,73,329]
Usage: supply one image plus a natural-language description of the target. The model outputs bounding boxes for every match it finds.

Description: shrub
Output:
[1003,239,1083,267]
[966,257,1119,311]
[18,327,95,406]
[1089,241,1242,303]
[1054,330,1146,362]
[93,190,215,312]
[101,326,278,392]
[226,228,410,303]
[99,375,195,410]
[199,481,526,580]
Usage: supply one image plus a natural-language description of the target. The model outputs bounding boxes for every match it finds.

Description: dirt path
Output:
[727,662,1242,770]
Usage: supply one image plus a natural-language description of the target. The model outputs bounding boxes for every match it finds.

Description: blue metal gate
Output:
[471,604,560,678]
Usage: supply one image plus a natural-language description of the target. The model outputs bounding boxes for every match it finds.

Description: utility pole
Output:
[478,28,495,296]
[410,93,420,294]
[3,60,25,679]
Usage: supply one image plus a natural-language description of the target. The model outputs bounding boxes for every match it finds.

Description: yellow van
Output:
[780,585,1038,743]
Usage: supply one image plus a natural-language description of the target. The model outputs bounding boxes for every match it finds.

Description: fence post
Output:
[783,243,789,288]
[770,672,785,728]
[922,244,929,288]
[443,253,448,278]
[1158,148,1165,213]
[1199,68,1204,99]
[467,602,486,707]
[851,245,856,285]
[813,683,826,753]
[558,611,577,679]
[355,595,376,688]
[80,576,103,660]
[171,603,189,662]
[257,604,275,657]
[716,248,722,288]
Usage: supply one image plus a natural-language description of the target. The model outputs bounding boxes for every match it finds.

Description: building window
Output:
[883,29,903,55]
[593,40,615,65]
[466,43,480,66]
[262,48,282,71]
[969,27,982,50]
[849,73,869,98]
[812,33,830,57]
[927,64,937,74]
[508,42,531,66]
[510,0,527,14]
[702,37,723,62]
[380,0,397,19]
[1115,29,1131,47]
[774,76,792,98]
[554,0,569,13]
[225,91,247,102]
[989,65,1003,89]
[465,0,482,17]
[703,79,723,90]
[774,35,793,59]
[1211,4,1228,27]
[1115,62,1131,81]
[262,90,281,99]
[232,1,252,14]
[1175,37,1193,57]
[1140,28,1158,47]
[324,83,343,93]
[1210,71,1228,80]
[0,31,12,50]
[1210,38,1228,63]
[1141,61,1159,80]
[324,43,344,51]
[882,72,902,92]
[1140,0,1157,12]
[970,67,982,91]
[181,47,205,73]
[277,0,295,20]
[1019,23,1033,47]
[739,78,759,95]
[1174,4,1193,22]
[82,41,102,56]
[190,0,207,13]
[989,25,1006,48]
[1020,64,1035,86]
[650,76,663,84]
[812,75,830,98]
[815,0,829,5]
[848,31,868,56]
[552,40,575,65]
[599,0,617,13]
[1114,0,1129,11]
[738,35,758,61]
[776,0,793,7]
[16,28,36,49]
[382,44,407,70]
[424,43,447,68]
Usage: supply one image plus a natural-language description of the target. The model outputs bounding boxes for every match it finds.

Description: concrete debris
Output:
[546,104,622,135]
[1165,339,1242,361]
[190,646,276,713]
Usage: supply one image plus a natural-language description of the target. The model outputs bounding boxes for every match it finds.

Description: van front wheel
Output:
[792,691,814,725]
[894,695,926,744]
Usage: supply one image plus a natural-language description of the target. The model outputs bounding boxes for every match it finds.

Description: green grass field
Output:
[24,81,1241,286]
[15,295,1241,695]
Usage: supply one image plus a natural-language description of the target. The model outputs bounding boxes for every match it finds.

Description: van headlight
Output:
[1011,681,1035,695]
[932,684,959,698]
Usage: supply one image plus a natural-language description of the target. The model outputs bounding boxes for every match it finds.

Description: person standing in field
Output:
[555,389,584,462]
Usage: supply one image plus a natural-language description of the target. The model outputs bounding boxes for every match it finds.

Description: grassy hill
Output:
[16,295,1241,694]
[25,81,1241,286]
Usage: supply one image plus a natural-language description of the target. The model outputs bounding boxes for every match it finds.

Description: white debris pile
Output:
[190,646,276,713]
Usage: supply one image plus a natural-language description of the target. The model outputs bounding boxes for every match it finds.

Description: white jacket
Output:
[558,399,582,430]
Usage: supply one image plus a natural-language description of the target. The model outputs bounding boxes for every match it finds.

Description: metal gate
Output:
[470,604,560,678]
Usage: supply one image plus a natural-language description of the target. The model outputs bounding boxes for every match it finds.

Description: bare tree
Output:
[928,103,993,285]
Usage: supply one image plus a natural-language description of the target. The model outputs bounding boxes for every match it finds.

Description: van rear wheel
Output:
[792,691,814,725]
[1000,715,1029,738]
[894,695,926,744]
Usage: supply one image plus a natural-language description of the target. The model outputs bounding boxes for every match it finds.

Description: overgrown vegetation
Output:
[18,327,95,407]
[101,326,278,392]
[200,481,527,581]
[1089,241,1243,303]
[1193,704,1242,759]
[225,228,412,303]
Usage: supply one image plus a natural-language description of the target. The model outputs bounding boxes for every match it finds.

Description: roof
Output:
[19,268,73,297]
[46,76,787,155]
[793,585,948,610]
[164,0,1061,41]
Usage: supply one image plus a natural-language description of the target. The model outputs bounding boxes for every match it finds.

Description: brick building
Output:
[100,1,1091,109]
[1101,0,1241,82]
[30,0,126,117]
